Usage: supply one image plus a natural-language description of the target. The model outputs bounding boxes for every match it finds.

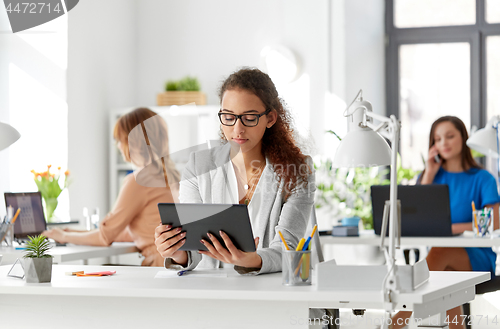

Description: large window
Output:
[394,0,476,28]
[386,0,500,170]
[0,13,68,219]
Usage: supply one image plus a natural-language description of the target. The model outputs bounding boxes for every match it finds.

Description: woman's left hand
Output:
[41,228,67,243]
[199,231,261,268]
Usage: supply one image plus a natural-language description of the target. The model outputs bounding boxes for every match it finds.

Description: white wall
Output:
[65,0,385,217]
[324,0,385,160]
[345,0,385,114]
[136,0,329,153]
[67,0,137,219]
[0,10,14,200]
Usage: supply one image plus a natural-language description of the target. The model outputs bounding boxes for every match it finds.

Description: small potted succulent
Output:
[23,234,53,283]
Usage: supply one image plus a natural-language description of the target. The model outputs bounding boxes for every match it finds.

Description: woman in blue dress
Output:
[393,116,500,329]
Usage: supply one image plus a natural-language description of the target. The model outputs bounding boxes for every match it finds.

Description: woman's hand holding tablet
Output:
[154,224,188,267]
[155,224,262,268]
[199,231,262,268]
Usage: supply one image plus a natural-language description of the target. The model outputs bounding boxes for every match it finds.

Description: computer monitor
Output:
[4,192,47,239]
[371,184,453,237]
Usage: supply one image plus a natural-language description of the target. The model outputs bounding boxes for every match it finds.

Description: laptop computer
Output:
[371,184,453,237]
[4,192,47,240]
[158,203,256,252]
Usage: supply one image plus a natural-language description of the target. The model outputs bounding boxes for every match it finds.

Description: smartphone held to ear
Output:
[434,154,441,164]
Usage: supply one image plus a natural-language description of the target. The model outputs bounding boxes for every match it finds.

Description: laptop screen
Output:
[4,192,47,239]
[371,184,453,237]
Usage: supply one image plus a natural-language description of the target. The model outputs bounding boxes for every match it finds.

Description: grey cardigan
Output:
[164,143,316,275]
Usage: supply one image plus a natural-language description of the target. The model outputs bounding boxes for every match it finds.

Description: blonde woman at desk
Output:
[392,116,500,329]
[43,108,180,267]
[154,67,315,274]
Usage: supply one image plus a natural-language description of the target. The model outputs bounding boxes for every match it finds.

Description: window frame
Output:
[386,0,500,130]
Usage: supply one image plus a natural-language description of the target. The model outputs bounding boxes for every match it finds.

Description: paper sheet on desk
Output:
[462,231,474,237]
[155,270,228,279]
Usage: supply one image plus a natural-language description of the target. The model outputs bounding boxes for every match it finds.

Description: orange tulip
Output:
[47,165,52,169]
[64,170,70,176]
[58,167,61,170]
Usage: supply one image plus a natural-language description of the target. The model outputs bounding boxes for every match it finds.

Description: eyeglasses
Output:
[218,109,271,127]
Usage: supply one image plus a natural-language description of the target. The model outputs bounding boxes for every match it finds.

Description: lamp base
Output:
[316,259,429,292]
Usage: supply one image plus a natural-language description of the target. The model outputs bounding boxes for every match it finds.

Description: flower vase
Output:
[43,197,58,223]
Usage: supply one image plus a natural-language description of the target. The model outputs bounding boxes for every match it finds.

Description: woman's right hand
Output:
[154,224,188,266]
[422,146,441,184]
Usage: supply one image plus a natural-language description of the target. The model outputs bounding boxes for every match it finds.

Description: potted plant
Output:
[157,75,207,106]
[23,234,53,283]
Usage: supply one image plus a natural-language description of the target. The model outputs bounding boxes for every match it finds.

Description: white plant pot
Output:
[24,257,53,283]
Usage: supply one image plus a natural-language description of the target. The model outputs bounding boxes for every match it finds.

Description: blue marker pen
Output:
[177,270,187,276]
[302,237,312,251]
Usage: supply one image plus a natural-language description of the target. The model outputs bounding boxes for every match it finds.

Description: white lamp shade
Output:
[332,129,391,168]
[466,124,499,158]
[0,121,21,151]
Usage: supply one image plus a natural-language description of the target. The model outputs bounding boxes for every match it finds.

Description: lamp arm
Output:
[363,110,401,264]
[363,111,402,308]
[382,115,401,310]
[364,110,391,124]
[363,111,394,141]
[487,115,500,128]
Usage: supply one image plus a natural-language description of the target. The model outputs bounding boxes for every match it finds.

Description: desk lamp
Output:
[466,116,500,158]
[317,90,429,313]
[0,121,21,151]
[467,116,500,192]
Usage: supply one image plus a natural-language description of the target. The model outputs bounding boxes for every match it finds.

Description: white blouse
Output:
[226,159,267,248]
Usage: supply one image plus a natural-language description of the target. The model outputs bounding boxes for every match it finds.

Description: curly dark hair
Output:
[218,67,311,197]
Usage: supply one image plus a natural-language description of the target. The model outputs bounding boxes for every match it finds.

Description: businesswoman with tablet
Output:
[154,67,315,274]
[44,108,180,267]
[392,116,500,329]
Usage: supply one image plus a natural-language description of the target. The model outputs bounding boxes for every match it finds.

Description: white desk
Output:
[0,242,139,265]
[0,264,489,329]
[321,231,500,248]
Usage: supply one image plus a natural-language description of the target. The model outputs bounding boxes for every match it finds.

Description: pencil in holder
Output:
[473,207,494,238]
[282,249,311,286]
[0,221,15,246]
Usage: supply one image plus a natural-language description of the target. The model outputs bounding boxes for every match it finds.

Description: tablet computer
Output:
[158,203,256,252]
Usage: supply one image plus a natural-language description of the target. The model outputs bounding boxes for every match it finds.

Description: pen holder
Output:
[0,222,15,246]
[473,208,494,238]
[282,249,311,286]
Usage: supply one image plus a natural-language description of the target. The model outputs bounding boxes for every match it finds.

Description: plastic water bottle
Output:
[91,208,100,229]
[83,207,91,231]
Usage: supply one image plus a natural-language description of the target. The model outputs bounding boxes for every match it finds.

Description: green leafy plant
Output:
[23,234,52,258]
[164,76,201,91]
[165,80,179,91]
[178,76,200,91]
[471,149,485,158]
[315,159,389,229]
